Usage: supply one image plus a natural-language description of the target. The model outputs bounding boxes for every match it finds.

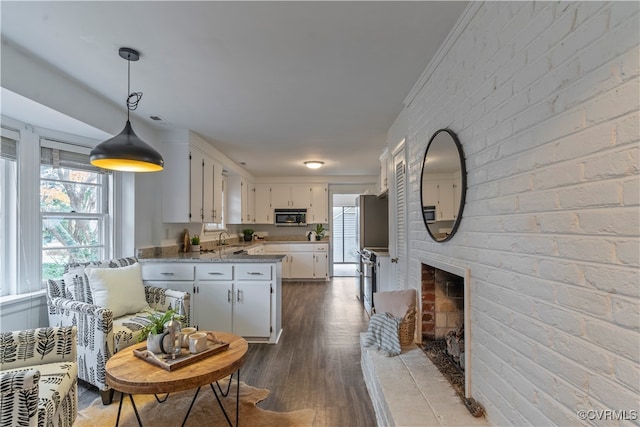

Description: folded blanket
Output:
[364,312,402,356]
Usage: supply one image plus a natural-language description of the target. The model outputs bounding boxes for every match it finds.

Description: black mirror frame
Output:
[420,128,467,242]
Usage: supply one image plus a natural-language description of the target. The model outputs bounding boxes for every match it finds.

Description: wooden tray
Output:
[133,339,229,371]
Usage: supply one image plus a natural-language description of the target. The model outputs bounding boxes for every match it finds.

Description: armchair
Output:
[46,257,190,404]
[0,326,78,427]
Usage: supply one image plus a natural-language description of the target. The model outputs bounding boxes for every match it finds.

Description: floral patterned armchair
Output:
[0,326,77,427]
[46,257,190,404]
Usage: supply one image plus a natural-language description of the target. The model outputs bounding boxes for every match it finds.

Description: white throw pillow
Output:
[86,263,150,318]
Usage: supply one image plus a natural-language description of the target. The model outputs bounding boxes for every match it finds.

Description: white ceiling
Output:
[1,1,468,177]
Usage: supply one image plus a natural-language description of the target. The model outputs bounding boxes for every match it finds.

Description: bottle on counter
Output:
[183,229,190,252]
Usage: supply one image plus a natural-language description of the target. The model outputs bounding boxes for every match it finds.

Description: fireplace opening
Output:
[419,262,483,417]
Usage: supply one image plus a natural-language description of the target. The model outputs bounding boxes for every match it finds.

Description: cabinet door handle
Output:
[160,272,174,276]
[237,289,243,302]
[247,272,263,276]
[227,289,232,303]
[208,272,224,275]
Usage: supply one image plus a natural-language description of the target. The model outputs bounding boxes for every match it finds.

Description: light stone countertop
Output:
[138,239,328,263]
[139,253,286,263]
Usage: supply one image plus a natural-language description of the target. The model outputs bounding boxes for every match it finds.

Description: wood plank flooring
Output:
[78,277,376,426]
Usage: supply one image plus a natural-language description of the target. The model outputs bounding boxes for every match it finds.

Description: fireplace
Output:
[419,257,472,399]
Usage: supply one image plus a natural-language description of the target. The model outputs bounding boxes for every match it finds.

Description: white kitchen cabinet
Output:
[379,149,390,195]
[421,181,439,208]
[247,244,265,255]
[227,175,255,224]
[162,144,224,224]
[313,243,329,280]
[264,244,290,278]
[436,181,455,221]
[376,254,391,292]
[270,184,311,209]
[254,184,272,224]
[422,176,457,222]
[189,149,205,222]
[289,244,314,279]
[264,243,327,280]
[140,263,196,324]
[308,184,328,224]
[142,261,281,343]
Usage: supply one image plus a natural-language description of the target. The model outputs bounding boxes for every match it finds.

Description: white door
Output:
[233,282,271,337]
[391,140,407,289]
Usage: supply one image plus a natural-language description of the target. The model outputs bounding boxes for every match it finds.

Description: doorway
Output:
[332,194,359,277]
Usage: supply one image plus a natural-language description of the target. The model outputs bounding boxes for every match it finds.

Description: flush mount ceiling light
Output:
[90,47,164,172]
[304,161,324,169]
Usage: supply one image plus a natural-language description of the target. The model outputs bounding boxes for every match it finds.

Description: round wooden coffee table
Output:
[106,331,248,427]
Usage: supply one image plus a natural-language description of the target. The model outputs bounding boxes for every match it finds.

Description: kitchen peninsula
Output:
[139,252,284,344]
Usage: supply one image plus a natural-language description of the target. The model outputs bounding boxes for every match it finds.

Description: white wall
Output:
[393,2,639,425]
[1,40,165,251]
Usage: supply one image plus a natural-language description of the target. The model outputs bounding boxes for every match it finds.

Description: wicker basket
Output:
[398,307,416,346]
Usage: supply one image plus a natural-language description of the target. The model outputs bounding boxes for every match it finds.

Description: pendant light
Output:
[90,47,164,172]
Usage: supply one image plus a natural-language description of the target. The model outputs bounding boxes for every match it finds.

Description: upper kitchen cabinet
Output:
[270,184,311,209]
[379,148,390,196]
[254,183,273,224]
[227,175,255,224]
[162,144,224,223]
[308,184,328,224]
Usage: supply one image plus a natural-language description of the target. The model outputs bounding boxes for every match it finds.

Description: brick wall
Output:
[397,2,639,425]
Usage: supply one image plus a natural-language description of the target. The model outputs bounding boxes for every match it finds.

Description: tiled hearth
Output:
[360,334,487,426]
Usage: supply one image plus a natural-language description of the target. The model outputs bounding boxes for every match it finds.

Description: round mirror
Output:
[420,129,466,242]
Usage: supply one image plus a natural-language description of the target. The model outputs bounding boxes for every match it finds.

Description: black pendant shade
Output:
[90,120,164,172]
[90,47,164,172]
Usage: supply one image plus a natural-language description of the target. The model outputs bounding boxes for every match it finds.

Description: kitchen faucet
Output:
[218,231,230,250]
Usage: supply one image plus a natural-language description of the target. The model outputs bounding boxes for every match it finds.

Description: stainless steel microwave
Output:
[423,206,436,223]
[274,209,307,226]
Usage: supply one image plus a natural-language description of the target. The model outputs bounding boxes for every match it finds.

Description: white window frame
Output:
[0,116,115,298]
[0,127,20,296]
[40,139,112,284]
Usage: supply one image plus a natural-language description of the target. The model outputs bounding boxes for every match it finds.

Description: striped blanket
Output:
[364,312,402,356]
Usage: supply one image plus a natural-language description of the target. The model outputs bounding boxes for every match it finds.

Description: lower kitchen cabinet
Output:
[289,244,315,278]
[141,261,282,343]
[264,243,328,280]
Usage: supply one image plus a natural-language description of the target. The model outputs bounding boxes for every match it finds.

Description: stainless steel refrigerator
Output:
[355,194,389,250]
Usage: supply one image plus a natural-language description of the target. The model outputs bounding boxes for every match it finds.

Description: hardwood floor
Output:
[78,277,377,426]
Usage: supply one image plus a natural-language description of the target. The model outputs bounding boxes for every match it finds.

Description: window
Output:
[203,174,227,234]
[40,140,111,283]
[0,134,18,296]
[332,206,358,263]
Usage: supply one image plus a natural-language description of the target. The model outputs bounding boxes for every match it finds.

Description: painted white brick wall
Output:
[395,2,639,425]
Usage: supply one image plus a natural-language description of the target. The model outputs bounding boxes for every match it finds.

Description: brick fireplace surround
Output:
[361,257,479,425]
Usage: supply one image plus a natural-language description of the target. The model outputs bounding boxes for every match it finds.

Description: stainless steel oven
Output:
[360,248,384,316]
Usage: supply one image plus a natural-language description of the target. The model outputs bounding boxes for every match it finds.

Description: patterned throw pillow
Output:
[63,265,92,303]
[85,262,150,318]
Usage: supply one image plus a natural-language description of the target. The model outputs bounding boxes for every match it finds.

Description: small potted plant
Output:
[137,309,185,353]
[242,229,255,242]
[314,224,325,240]
[190,235,201,252]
